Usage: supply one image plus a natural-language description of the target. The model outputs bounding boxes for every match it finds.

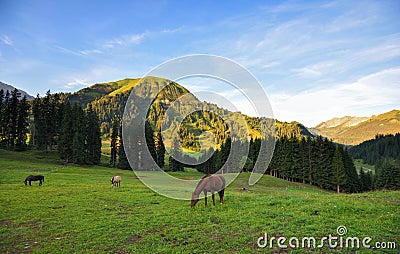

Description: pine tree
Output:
[15,95,30,151]
[145,121,157,168]
[2,90,11,148]
[117,124,130,170]
[86,104,101,164]
[0,89,4,145]
[110,119,119,167]
[342,148,361,193]
[331,147,346,193]
[169,137,184,172]
[59,102,74,162]
[155,131,165,169]
[72,104,86,164]
[32,91,62,151]
[6,89,20,149]
[375,159,400,190]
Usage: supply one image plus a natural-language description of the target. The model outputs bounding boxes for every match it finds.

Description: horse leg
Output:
[212,192,215,206]
[29,181,31,186]
[39,180,42,186]
[219,189,224,204]
[203,190,207,207]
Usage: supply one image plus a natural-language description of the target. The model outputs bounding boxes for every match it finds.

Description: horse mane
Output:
[194,174,212,195]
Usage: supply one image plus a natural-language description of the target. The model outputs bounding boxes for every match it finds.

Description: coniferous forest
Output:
[0,89,30,151]
[350,133,400,190]
[30,90,102,165]
[2,86,399,192]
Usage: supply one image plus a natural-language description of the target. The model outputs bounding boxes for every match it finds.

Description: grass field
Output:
[0,150,399,253]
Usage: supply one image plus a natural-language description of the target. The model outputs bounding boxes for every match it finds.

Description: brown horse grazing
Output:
[24,175,44,186]
[111,176,121,187]
[191,174,225,208]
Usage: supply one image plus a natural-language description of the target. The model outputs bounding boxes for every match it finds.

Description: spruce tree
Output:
[0,89,4,145]
[59,102,74,163]
[145,121,157,168]
[110,119,119,167]
[86,105,101,164]
[155,131,165,169]
[169,137,184,172]
[15,95,30,151]
[117,124,130,170]
[6,89,20,149]
[375,159,400,190]
[331,147,346,193]
[72,104,86,164]
[342,148,361,193]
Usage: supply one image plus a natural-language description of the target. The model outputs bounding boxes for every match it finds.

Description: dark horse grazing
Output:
[24,175,45,186]
[191,174,225,208]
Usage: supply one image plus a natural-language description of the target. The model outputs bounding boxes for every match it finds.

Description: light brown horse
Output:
[111,176,121,187]
[191,174,225,208]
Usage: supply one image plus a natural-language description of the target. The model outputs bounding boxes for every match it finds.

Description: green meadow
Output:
[0,150,398,253]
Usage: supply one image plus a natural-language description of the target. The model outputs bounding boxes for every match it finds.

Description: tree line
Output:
[0,89,30,151]
[118,118,364,193]
[31,91,102,164]
[193,135,361,193]
[268,136,360,193]
[350,133,400,190]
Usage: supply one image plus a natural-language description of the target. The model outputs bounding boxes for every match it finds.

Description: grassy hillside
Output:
[312,110,400,145]
[67,78,138,106]
[1,150,398,253]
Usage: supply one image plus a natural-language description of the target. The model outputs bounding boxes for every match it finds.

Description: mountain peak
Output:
[315,115,370,129]
[0,81,34,100]
[312,110,400,145]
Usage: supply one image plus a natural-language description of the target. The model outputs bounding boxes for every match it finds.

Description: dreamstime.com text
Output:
[257,226,396,250]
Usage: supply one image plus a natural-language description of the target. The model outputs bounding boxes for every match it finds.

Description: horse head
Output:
[190,192,199,208]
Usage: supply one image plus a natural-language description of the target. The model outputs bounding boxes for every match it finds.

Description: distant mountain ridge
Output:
[315,116,370,129]
[0,81,34,100]
[67,77,312,150]
[311,110,400,145]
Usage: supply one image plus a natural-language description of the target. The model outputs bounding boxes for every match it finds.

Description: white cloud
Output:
[0,35,13,46]
[78,49,103,56]
[103,33,145,48]
[64,78,89,90]
[270,68,400,127]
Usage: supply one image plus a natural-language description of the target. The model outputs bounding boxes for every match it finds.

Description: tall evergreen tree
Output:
[15,95,30,151]
[331,147,346,193]
[342,148,361,193]
[71,104,86,164]
[59,102,74,162]
[169,137,184,172]
[375,159,400,190]
[0,89,4,145]
[155,131,165,169]
[6,89,20,149]
[359,169,373,192]
[86,104,101,164]
[145,121,157,168]
[117,124,130,170]
[110,119,119,167]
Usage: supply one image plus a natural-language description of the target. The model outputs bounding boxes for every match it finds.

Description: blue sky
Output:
[1,0,399,127]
